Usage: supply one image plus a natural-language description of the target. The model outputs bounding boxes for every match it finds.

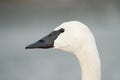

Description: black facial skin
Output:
[25,28,64,49]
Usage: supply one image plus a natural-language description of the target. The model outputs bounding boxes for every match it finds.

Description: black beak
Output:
[25,35,54,49]
[25,28,64,49]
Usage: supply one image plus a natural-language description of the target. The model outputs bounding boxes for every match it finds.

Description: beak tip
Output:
[25,47,29,49]
[25,46,30,49]
[25,45,33,49]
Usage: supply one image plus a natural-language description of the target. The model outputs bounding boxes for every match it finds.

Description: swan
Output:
[25,21,101,80]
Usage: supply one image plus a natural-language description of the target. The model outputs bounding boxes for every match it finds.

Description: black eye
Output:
[60,28,64,33]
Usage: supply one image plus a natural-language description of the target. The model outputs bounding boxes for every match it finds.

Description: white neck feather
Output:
[53,21,101,80]
[74,39,101,80]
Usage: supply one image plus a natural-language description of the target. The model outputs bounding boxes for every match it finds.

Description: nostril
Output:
[39,39,45,43]
[48,34,51,37]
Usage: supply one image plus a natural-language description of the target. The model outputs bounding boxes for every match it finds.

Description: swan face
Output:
[53,21,92,52]
[26,21,93,53]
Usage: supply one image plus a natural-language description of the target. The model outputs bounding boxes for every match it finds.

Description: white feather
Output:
[53,21,101,80]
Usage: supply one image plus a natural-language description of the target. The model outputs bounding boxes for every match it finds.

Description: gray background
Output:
[0,0,120,80]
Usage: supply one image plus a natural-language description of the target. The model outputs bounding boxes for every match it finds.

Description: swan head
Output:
[26,21,94,53]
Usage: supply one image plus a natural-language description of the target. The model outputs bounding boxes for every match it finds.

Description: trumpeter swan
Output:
[26,21,101,80]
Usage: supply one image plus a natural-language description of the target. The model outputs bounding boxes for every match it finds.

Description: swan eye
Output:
[60,28,64,33]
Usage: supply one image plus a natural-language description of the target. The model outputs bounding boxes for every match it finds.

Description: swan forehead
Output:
[54,21,89,32]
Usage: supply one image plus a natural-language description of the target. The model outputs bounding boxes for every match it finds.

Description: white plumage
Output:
[53,21,101,80]
[26,21,101,80]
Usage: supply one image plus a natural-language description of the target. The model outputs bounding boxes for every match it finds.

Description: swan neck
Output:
[75,44,101,80]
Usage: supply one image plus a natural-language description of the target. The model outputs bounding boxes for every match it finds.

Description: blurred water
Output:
[0,1,120,80]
